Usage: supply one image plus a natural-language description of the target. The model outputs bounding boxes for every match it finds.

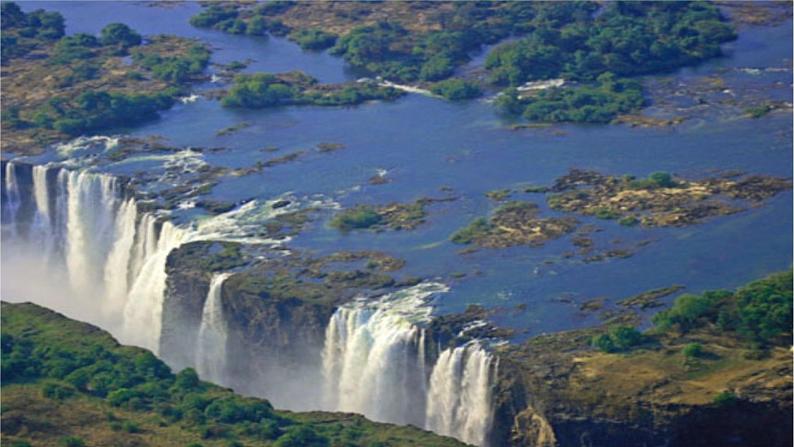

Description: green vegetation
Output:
[330,207,384,231]
[430,79,482,101]
[329,201,429,233]
[99,23,142,49]
[485,2,735,85]
[33,90,177,136]
[2,3,211,150]
[450,217,492,245]
[486,2,735,122]
[628,171,678,189]
[288,28,337,50]
[712,391,738,406]
[744,103,774,119]
[1,2,64,61]
[591,325,645,353]
[131,43,210,83]
[188,1,736,124]
[222,72,403,109]
[496,74,645,123]
[652,271,792,346]
[682,342,704,358]
[1,302,465,447]
[450,201,578,248]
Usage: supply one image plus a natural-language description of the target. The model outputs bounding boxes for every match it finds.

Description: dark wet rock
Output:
[618,285,685,310]
[196,199,235,214]
[316,142,345,153]
[579,298,605,313]
[271,199,291,209]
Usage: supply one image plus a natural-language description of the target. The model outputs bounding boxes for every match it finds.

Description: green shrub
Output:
[682,343,704,358]
[330,207,383,231]
[59,437,86,447]
[123,421,142,433]
[712,391,738,407]
[289,28,337,50]
[100,23,142,48]
[275,425,329,447]
[42,381,75,400]
[430,79,482,101]
[513,74,646,124]
[450,217,491,244]
[592,325,645,353]
[652,291,728,332]
[734,271,792,343]
[594,207,620,220]
[618,216,639,226]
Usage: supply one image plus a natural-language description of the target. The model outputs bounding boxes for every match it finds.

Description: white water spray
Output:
[321,282,496,445]
[195,273,232,383]
[426,342,497,446]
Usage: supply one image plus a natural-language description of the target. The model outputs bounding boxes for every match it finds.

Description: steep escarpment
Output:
[489,272,793,447]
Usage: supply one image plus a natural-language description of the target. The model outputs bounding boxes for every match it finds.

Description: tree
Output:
[100,23,142,48]
[274,425,329,447]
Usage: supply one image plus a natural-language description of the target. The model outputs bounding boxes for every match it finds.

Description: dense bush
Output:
[430,79,482,101]
[486,1,736,86]
[222,73,297,108]
[497,73,645,123]
[100,23,142,48]
[132,44,210,83]
[289,28,337,50]
[222,73,401,109]
[592,325,645,353]
[31,90,177,136]
[51,33,100,64]
[682,343,704,358]
[450,217,491,244]
[629,171,678,189]
[653,271,792,346]
[274,425,329,447]
[189,5,238,29]
[1,2,65,61]
[330,206,383,231]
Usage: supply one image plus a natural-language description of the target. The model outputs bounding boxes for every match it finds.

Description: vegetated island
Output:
[450,169,791,250]
[0,301,467,447]
[190,1,738,121]
[1,2,210,154]
[329,200,432,233]
[219,71,404,109]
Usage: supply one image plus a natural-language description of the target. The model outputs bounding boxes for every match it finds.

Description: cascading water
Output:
[3,160,498,446]
[321,282,497,445]
[2,160,303,353]
[1,161,189,352]
[195,272,232,383]
[426,342,497,447]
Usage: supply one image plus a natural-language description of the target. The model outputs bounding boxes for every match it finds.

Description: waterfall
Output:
[3,162,21,235]
[321,282,496,445]
[121,220,189,351]
[1,161,187,352]
[2,161,298,354]
[195,273,232,383]
[4,160,498,446]
[426,342,497,447]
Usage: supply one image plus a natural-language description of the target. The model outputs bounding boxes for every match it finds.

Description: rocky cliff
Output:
[490,326,792,447]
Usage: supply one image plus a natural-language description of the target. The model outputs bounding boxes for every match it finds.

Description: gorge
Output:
[1,160,499,445]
